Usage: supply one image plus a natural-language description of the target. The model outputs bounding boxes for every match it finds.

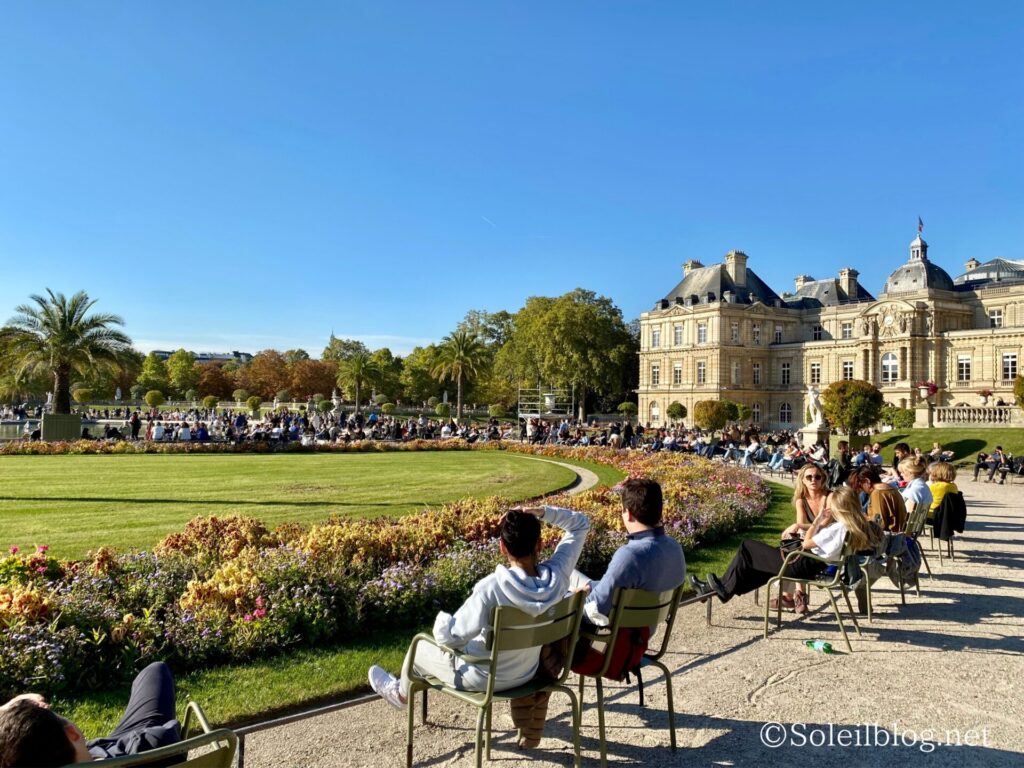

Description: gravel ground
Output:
[242,475,1023,768]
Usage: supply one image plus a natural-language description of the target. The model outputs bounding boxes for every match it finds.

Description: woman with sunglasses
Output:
[690,486,877,614]
[783,464,828,538]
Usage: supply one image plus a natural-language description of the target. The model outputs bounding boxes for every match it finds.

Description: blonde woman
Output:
[691,486,875,614]
[782,464,828,539]
[927,462,959,519]
[899,455,933,512]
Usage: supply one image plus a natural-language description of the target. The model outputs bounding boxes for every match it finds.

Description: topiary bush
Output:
[435,402,451,418]
[666,402,686,422]
[144,390,165,408]
[202,395,219,410]
[617,402,638,418]
[381,403,396,415]
[427,396,439,408]
[318,399,334,413]
[246,395,263,414]
[232,389,249,402]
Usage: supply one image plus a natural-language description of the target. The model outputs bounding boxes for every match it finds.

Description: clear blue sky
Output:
[2,2,1021,355]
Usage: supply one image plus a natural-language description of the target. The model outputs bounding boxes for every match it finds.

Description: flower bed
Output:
[0,447,770,699]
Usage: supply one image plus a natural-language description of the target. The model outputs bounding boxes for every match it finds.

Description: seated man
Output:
[570,478,686,670]
[0,662,181,766]
[367,506,590,709]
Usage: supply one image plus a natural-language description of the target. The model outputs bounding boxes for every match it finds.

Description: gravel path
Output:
[242,477,1023,767]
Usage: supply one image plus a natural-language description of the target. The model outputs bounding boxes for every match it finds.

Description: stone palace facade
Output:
[637,233,1024,430]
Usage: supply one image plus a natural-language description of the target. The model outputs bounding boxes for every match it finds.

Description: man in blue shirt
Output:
[570,478,686,668]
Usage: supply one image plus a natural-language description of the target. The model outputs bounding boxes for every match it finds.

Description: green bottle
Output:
[804,639,833,654]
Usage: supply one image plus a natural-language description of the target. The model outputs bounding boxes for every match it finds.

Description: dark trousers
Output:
[88,662,182,762]
[720,540,826,601]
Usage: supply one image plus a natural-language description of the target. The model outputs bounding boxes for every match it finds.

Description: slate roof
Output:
[882,258,956,293]
[658,264,782,308]
[783,278,875,309]
[953,258,1024,288]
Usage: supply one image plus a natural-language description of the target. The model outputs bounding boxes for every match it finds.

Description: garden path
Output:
[241,476,1024,767]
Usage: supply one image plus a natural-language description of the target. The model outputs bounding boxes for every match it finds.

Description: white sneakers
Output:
[369,665,405,709]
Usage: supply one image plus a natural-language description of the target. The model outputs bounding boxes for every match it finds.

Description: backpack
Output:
[571,626,651,682]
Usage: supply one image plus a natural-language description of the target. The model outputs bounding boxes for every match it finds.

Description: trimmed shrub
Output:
[381,403,396,415]
[232,389,249,402]
[202,395,219,410]
[144,390,165,408]
[617,402,638,417]
[488,405,506,418]
[427,396,440,408]
[71,388,92,405]
[246,395,263,414]
[666,402,686,422]
[317,399,334,414]
[435,402,451,418]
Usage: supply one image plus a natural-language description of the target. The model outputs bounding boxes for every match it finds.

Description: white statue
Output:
[272,396,279,411]
[115,387,122,401]
[806,385,825,428]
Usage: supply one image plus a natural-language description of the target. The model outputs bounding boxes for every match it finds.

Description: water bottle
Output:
[804,639,833,654]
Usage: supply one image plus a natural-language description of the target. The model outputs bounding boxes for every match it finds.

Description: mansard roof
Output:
[783,278,875,309]
[954,258,1024,289]
[658,264,781,308]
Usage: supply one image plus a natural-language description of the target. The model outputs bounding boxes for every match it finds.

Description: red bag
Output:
[571,627,651,681]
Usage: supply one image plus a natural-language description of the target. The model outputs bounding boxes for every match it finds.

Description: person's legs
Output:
[106,662,177,740]
[398,641,486,699]
[719,540,784,600]
[987,461,998,481]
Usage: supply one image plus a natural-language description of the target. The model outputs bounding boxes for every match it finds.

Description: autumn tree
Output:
[196,363,235,400]
[289,359,338,400]
[237,350,290,400]
[693,400,732,431]
[820,380,884,440]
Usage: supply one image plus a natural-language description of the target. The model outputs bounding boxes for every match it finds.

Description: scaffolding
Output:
[518,385,575,421]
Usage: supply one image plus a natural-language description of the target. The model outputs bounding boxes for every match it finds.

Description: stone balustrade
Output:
[934,406,1020,427]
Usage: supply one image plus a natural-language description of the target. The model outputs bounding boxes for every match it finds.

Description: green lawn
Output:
[58,480,790,735]
[830,427,1024,463]
[0,452,580,558]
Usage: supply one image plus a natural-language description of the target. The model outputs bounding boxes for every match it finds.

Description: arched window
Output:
[881,352,899,383]
[752,403,761,424]
[779,403,793,424]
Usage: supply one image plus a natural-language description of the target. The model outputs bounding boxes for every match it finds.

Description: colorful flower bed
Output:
[0,447,770,699]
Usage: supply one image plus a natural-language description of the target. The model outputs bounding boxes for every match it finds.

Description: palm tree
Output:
[1,290,133,414]
[431,331,488,423]
[336,351,377,415]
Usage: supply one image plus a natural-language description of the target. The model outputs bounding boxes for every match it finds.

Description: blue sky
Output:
[2,2,1021,355]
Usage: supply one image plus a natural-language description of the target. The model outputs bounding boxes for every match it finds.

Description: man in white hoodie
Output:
[368,505,590,708]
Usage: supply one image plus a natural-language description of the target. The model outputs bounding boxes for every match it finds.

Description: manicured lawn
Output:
[830,427,1024,463]
[0,452,579,558]
[59,480,789,735]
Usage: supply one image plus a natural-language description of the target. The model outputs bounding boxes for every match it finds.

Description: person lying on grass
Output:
[368,505,590,711]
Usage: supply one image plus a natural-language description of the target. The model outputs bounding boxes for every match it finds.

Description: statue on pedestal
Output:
[806,385,825,429]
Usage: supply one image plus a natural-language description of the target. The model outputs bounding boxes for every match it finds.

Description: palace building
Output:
[637,232,1024,429]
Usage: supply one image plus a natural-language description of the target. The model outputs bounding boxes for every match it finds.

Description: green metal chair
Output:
[896,500,933,602]
[62,701,237,768]
[405,591,586,768]
[575,585,685,767]
[763,534,862,652]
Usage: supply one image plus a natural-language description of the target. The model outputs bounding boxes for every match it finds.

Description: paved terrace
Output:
[243,477,1024,768]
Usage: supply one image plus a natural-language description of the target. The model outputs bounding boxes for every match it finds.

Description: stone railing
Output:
[934,406,1020,427]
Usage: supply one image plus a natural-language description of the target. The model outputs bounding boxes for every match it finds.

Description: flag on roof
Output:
[918,216,924,233]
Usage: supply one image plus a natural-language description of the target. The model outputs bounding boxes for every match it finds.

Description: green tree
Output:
[0,289,133,414]
[820,380,885,440]
[72,388,92,405]
[246,395,263,415]
[129,384,146,401]
[144,390,165,408]
[693,400,732,431]
[368,348,404,402]
[202,395,219,410]
[400,345,442,405]
[321,335,370,363]
[735,403,752,422]
[496,289,635,420]
[1015,375,1024,407]
[283,349,310,365]
[166,349,198,399]
[432,330,489,423]
[488,404,506,418]
[435,402,451,418]
[337,350,377,415]
[232,388,249,402]
[617,402,638,418]
[137,352,169,394]
[666,402,687,422]
[880,403,915,429]
[381,403,396,415]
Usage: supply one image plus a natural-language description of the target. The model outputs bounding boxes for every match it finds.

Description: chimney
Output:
[838,267,860,299]
[794,275,813,291]
[682,259,703,277]
[724,250,748,288]
[965,258,980,272]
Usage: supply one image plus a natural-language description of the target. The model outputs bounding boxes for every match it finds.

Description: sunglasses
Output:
[804,475,824,481]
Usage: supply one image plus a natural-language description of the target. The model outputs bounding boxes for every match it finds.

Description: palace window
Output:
[842,360,854,381]
[812,324,824,341]
[957,355,971,383]
[651,328,661,348]
[752,323,761,345]
[841,322,853,340]
[672,362,682,385]
[650,402,660,424]
[697,361,706,384]
[1003,353,1018,382]
[881,352,899,384]
[779,403,793,424]
[752,403,761,423]
[731,321,740,343]
[780,362,791,385]
[989,309,1003,329]
[810,362,821,385]
[752,362,762,385]
[774,325,783,344]
[650,364,660,386]
[732,361,741,385]
[673,324,683,346]
[697,322,708,344]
